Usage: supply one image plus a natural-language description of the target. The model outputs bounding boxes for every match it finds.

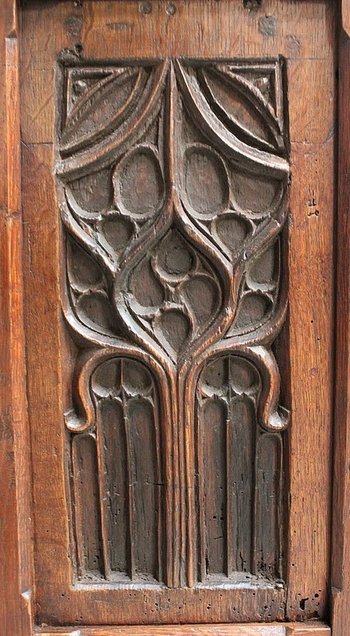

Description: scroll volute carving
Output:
[56,57,290,588]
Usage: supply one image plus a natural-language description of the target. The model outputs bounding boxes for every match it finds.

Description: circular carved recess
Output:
[114,146,164,218]
[155,229,194,281]
[67,238,104,291]
[184,145,229,219]
[181,276,219,328]
[214,213,250,254]
[100,216,135,254]
[69,167,113,213]
[233,292,272,330]
[248,241,278,290]
[122,359,153,396]
[157,309,191,354]
[92,359,122,398]
[229,356,260,394]
[231,168,282,216]
[76,291,118,335]
[129,260,165,311]
[200,357,226,397]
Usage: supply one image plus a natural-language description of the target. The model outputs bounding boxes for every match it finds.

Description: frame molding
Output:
[0,0,33,634]
[331,6,350,635]
[34,623,331,636]
[1,0,349,634]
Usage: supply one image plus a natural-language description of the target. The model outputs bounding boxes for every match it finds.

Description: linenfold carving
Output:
[56,57,290,588]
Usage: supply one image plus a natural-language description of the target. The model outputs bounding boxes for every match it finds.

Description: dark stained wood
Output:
[331,24,350,636]
[0,0,33,634]
[58,54,289,599]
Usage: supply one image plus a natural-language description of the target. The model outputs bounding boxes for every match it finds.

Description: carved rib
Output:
[210,65,285,150]
[61,67,147,156]
[175,61,289,178]
[59,186,117,276]
[199,68,283,154]
[57,62,169,181]
[58,57,290,589]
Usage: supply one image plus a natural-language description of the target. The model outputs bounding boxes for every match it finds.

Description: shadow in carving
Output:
[56,57,290,588]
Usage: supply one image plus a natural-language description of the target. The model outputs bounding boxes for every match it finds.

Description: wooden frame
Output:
[0,0,349,634]
[0,0,33,634]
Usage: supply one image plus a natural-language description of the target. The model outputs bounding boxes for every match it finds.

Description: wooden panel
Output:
[20,0,336,627]
[58,53,289,594]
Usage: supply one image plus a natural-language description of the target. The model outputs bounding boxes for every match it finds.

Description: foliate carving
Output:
[56,57,290,587]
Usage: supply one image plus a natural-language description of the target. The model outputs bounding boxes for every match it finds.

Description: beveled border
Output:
[330,3,350,635]
[35,622,330,636]
[0,0,33,634]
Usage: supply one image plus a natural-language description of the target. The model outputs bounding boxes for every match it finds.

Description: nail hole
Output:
[166,2,177,15]
[139,1,152,15]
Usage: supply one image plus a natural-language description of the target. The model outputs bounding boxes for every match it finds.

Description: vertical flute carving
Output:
[56,57,290,587]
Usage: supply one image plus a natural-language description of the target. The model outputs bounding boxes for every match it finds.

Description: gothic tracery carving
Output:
[56,57,290,587]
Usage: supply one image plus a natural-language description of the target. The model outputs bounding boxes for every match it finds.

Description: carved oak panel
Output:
[56,57,290,589]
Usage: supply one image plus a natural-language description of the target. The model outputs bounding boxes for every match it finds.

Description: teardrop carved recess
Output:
[57,57,290,588]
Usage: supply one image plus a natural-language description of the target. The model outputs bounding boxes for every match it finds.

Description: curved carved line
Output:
[59,185,117,276]
[226,277,288,346]
[241,346,289,431]
[175,61,289,179]
[179,177,288,278]
[65,346,173,433]
[242,188,289,263]
[181,335,288,586]
[212,65,285,149]
[199,68,283,154]
[63,298,124,351]
[113,198,176,372]
[173,193,239,366]
[61,67,147,156]
[57,61,169,181]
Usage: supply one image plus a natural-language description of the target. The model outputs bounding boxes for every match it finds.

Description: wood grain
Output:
[331,25,350,636]
[342,0,350,36]
[0,0,33,635]
[18,0,336,629]
[35,622,330,636]
[57,54,289,598]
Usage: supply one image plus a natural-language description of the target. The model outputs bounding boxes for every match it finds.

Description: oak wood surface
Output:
[342,0,350,36]
[0,0,34,635]
[331,25,350,636]
[20,0,336,626]
[1,0,344,633]
[35,622,331,636]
